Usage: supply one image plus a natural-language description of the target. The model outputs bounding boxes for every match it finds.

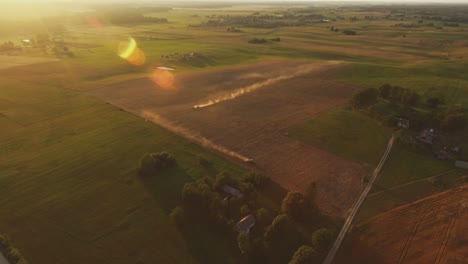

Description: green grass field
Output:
[290,108,391,166]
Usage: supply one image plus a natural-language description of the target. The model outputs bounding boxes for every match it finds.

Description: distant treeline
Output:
[104,10,168,25]
[356,5,468,23]
[195,13,326,28]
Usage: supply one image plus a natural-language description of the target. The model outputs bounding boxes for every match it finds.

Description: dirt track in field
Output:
[335,184,468,264]
[89,59,365,217]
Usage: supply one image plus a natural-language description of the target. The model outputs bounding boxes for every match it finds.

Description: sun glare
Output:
[118,37,146,66]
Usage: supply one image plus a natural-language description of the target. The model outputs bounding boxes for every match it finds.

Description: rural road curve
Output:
[322,135,395,264]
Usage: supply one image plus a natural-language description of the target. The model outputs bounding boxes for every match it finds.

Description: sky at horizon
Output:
[1,0,468,3]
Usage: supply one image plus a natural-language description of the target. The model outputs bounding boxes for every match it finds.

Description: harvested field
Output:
[335,184,468,264]
[90,59,365,217]
[0,55,59,70]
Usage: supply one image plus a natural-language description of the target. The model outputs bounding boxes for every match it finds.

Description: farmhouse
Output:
[237,215,256,233]
[222,184,243,198]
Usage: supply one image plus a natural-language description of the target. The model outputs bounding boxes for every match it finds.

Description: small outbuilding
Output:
[237,215,256,233]
[222,184,243,198]
[417,128,437,145]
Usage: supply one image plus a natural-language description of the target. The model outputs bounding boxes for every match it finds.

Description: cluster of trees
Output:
[237,185,335,264]
[227,27,242,32]
[169,166,334,263]
[0,41,18,52]
[52,45,75,58]
[342,30,357,36]
[248,37,281,44]
[105,10,168,25]
[378,84,421,106]
[171,171,271,230]
[138,152,177,176]
[330,26,357,35]
[0,234,28,264]
[351,84,467,132]
[352,85,422,109]
[196,13,327,29]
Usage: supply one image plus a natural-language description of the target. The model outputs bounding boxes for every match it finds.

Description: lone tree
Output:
[281,192,307,221]
[351,88,378,109]
[288,245,318,264]
[311,228,334,254]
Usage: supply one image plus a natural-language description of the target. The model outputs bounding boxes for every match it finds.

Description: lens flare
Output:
[85,16,102,29]
[118,37,146,66]
[150,68,175,89]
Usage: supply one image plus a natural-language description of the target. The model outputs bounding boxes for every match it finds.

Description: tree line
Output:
[351,84,467,131]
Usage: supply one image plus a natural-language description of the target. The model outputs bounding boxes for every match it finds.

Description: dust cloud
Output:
[141,110,251,162]
[192,65,321,109]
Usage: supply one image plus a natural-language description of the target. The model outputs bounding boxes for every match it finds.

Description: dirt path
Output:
[323,135,395,264]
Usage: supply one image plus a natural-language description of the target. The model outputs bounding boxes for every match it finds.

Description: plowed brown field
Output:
[335,184,468,264]
[89,59,365,217]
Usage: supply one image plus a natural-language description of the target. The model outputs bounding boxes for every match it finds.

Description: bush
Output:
[311,228,334,253]
[244,172,270,188]
[248,38,267,44]
[288,245,318,264]
[343,29,357,35]
[281,192,307,221]
[139,152,177,176]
